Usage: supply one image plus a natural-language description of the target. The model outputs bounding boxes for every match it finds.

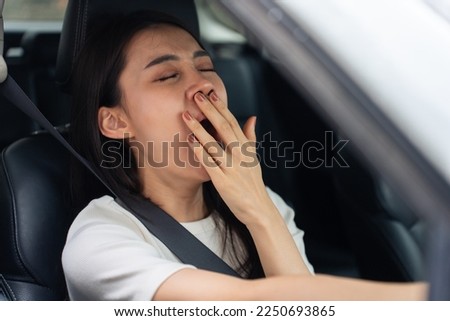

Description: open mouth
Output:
[200,118,220,142]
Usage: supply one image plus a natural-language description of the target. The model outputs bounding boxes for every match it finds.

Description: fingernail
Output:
[195,92,205,102]
[188,133,197,143]
[183,111,193,121]
[210,92,219,102]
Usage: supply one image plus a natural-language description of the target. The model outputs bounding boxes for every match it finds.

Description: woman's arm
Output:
[154,268,427,301]
[244,199,312,276]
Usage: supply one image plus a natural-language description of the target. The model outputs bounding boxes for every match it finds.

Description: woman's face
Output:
[107,24,227,186]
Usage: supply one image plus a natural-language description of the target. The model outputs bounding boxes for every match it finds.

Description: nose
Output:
[185,69,215,102]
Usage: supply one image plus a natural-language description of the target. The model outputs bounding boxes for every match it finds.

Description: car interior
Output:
[0,0,427,300]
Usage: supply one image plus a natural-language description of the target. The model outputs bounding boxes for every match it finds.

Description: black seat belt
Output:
[0,75,239,277]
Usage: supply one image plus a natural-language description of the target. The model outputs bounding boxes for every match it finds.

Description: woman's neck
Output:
[140,172,208,222]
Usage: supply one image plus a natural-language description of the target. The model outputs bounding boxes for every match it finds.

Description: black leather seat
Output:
[0,0,200,300]
[0,133,71,300]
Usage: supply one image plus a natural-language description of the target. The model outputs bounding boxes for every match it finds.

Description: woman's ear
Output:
[98,106,134,139]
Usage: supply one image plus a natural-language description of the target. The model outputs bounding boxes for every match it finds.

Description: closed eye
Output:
[158,73,178,82]
[157,68,215,82]
[199,68,216,73]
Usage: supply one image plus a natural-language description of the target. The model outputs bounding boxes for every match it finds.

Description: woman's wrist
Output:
[242,202,284,230]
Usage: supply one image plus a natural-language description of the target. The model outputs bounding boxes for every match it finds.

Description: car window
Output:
[219,0,450,298]
[3,0,68,21]
[195,0,245,43]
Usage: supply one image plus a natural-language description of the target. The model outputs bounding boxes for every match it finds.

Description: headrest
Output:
[55,0,199,92]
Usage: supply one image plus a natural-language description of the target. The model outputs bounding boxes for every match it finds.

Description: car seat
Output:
[332,149,426,281]
[0,0,200,301]
[0,133,71,300]
[0,31,71,151]
[0,40,36,150]
[21,31,71,126]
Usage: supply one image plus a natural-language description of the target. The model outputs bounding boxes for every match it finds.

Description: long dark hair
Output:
[70,11,264,278]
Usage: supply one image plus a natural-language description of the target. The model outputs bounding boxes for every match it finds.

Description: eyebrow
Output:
[193,50,210,59]
[144,50,211,69]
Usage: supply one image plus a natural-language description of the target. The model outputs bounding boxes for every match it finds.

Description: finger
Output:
[189,133,226,178]
[183,111,227,167]
[208,91,249,142]
[242,116,257,157]
[242,116,257,142]
[194,92,248,144]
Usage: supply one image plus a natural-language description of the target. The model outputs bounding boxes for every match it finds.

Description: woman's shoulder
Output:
[66,195,147,242]
[72,195,129,223]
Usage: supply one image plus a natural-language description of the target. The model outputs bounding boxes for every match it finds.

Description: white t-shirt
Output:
[62,187,313,300]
